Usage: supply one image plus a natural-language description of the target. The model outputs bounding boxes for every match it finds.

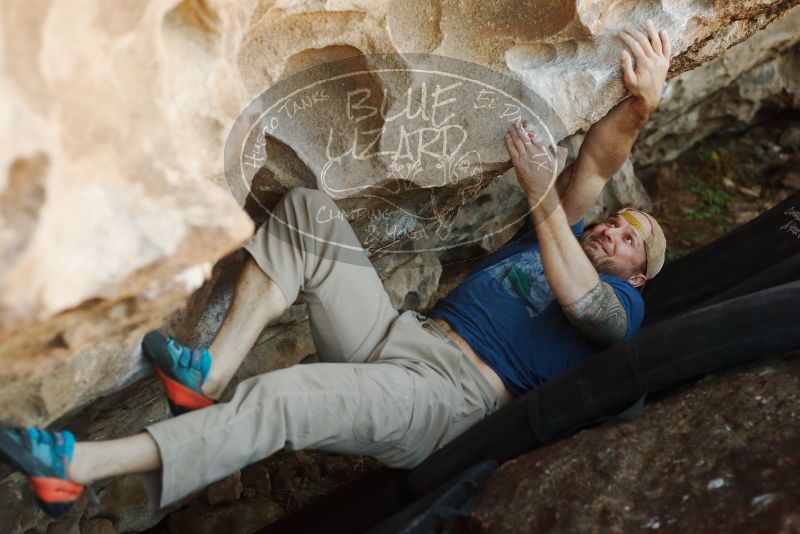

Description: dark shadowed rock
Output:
[469,355,800,533]
[206,471,243,506]
[79,518,115,534]
[166,498,284,534]
[241,463,272,499]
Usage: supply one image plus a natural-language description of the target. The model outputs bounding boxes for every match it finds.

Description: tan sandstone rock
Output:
[2,0,796,428]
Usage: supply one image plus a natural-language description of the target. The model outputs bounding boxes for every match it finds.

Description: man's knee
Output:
[234,368,296,398]
[283,187,335,214]
[281,187,349,237]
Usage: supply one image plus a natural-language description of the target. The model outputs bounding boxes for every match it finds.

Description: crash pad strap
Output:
[594,344,649,424]
[527,343,649,445]
[626,343,649,397]
[526,395,552,445]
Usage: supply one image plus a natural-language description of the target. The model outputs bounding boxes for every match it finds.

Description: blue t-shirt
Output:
[429,217,644,396]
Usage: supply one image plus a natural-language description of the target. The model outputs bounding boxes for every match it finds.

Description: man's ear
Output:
[628,273,647,288]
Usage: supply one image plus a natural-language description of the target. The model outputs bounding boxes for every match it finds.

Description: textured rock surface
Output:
[206,471,243,506]
[469,354,800,533]
[166,497,284,534]
[2,0,796,427]
[634,5,800,166]
[80,518,116,534]
[373,250,443,310]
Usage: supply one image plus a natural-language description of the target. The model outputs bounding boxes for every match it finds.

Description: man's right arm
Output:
[506,123,628,347]
[556,20,671,226]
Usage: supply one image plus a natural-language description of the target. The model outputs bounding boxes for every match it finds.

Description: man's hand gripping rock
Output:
[619,19,672,114]
[505,121,568,210]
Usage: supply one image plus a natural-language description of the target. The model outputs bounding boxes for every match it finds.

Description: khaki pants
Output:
[146,188,499,507]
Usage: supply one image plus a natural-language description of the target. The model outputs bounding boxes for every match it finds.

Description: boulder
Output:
[166,497,284,534]
[79,519,115,534]
[779,126,800,150]
[634,6,800,166]
[2,0,795,429]
[469,355,800,533]
[373,250,443,311]
[206,471,244,506]
[241,463,272,499]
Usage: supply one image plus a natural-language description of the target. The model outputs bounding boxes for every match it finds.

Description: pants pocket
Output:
[351,364,415,445]
[441,399,486,446]
[377,371,454,468]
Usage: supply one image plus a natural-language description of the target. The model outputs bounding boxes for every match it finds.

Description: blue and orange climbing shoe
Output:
[0,427,83,518]
[142,331,215,416]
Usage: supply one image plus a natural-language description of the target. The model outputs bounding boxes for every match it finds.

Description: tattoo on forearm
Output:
[563,281,628,345]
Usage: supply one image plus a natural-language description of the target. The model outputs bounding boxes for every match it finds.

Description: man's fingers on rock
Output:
[619,32,647,65]
[503,134,519,160]
[620,50,636,84]
[645,19,662,55]
[624,27,653,59]
[511,127,529,156]
[660,30,672,59]
[631,27,655,56]
[514,122,533,147]
[505,135,520,162]
[508,124,522,143]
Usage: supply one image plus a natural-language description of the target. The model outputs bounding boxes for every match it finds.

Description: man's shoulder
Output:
[599,273,645,336]
[599,274,644,303]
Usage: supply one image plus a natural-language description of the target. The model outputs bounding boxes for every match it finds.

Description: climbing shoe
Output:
[0,427,83,518]
[142,331,215,416]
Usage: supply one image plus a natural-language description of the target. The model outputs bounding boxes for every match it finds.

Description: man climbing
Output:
[0,21,669,518]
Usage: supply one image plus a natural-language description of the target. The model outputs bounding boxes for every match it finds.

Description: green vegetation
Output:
[646,116,796,263]
[685,176,731,220]
[664,245,685,263]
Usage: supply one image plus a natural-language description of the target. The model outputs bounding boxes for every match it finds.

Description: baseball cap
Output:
[617,208,667,279]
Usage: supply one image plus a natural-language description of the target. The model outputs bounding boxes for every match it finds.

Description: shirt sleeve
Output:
[599,274,645,339]
[571,218,585,238]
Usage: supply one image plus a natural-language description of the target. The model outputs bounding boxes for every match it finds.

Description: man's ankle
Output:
[67,445,93,485]
[200,376,224,400]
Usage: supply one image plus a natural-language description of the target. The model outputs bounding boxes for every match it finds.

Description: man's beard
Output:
[580,234,632,279]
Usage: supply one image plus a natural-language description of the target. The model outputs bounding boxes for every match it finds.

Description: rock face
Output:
[584,158,653,222]
[469,355,800,533]
[634,5,800,166]
[1,0,796,427]
[1,1,799,533]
